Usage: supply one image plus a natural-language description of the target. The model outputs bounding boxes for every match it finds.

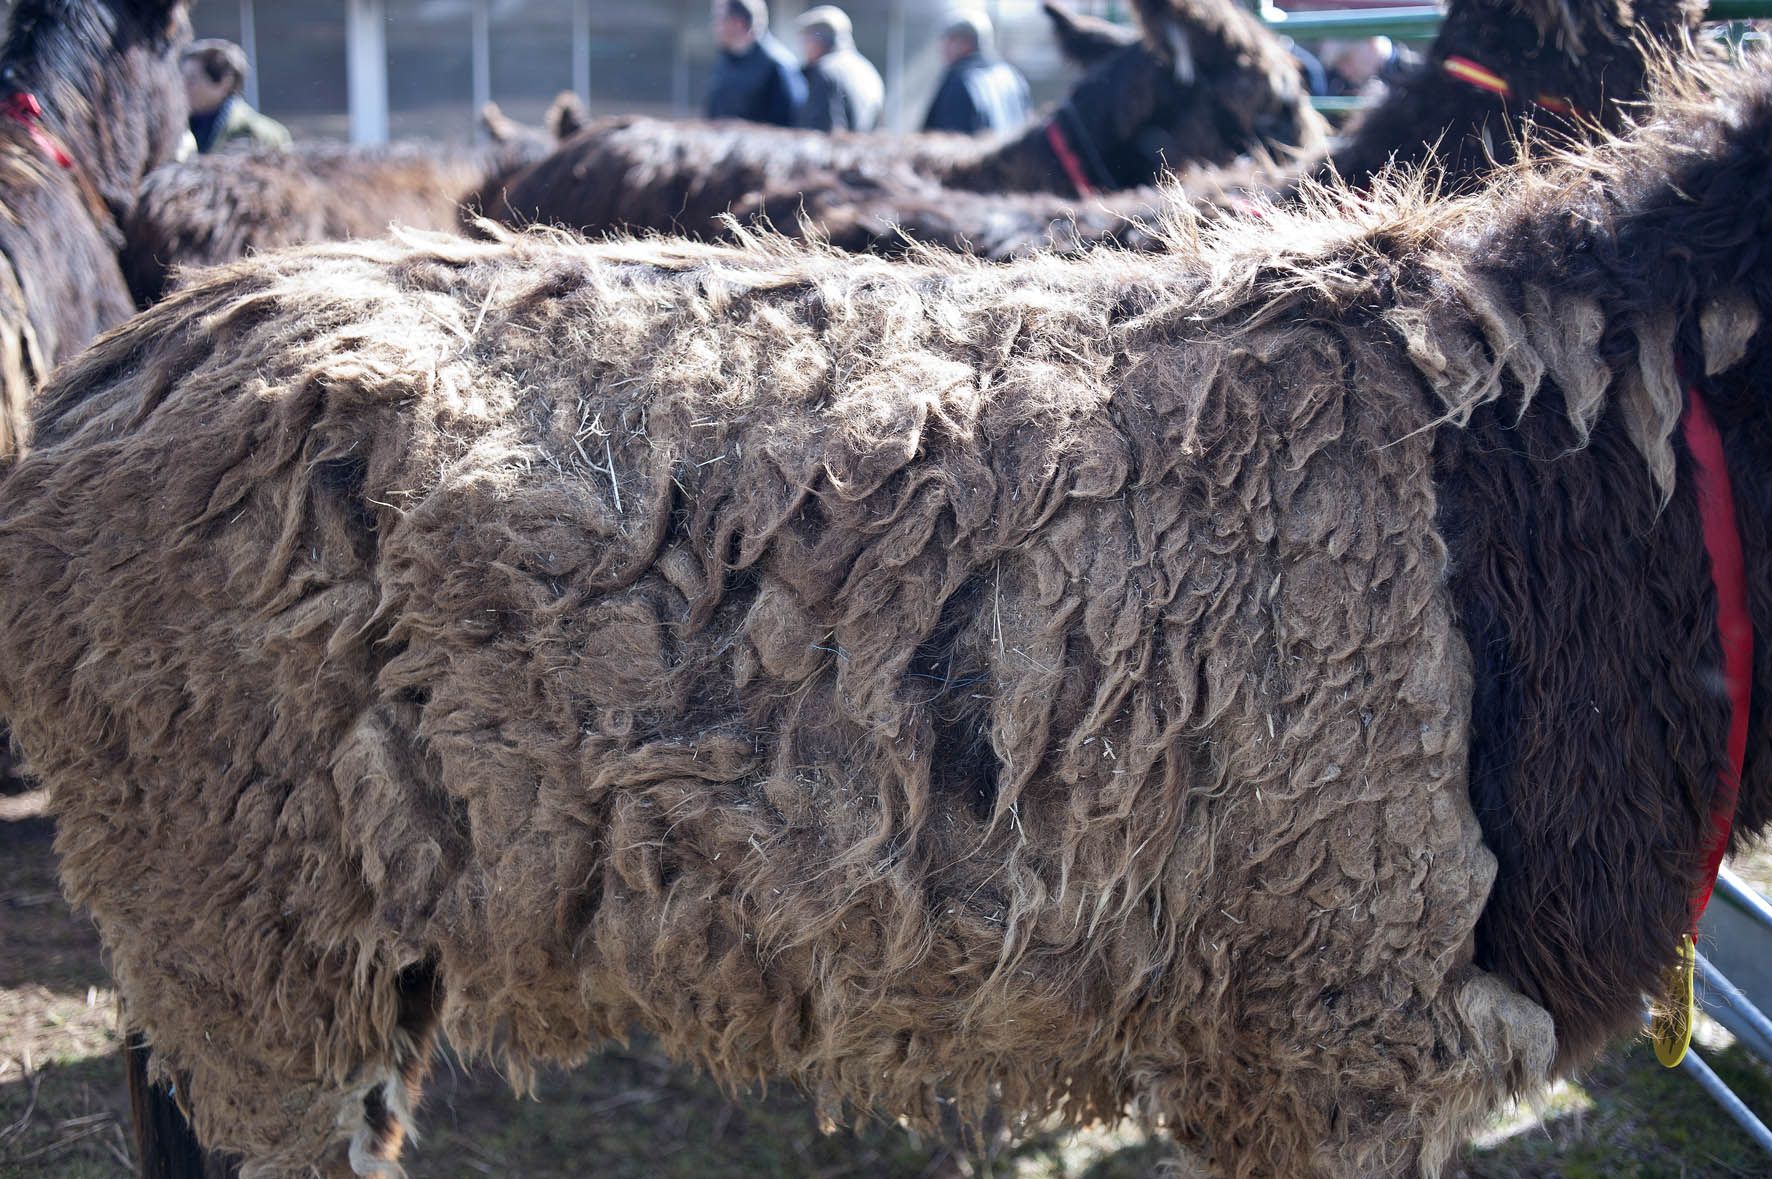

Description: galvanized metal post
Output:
[886,0,907,133]
[471,0,492,136]
[673,0,693,118]
[345,0,389,144]
[572,0,593,109]
[238,0,259,110]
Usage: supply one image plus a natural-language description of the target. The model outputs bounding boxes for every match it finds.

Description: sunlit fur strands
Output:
[11,54,1772,1179]
[477,0,1323,240]
[0,0,189,458]
[122,94,586,306]
[1325,0,1711,190]
[729,166,1174,259]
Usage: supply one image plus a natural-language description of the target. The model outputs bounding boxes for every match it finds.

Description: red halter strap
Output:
[1681,384,1752,930]
[1441,55,1582,119]
[1044,119,1096,200]
[2,92,73,170]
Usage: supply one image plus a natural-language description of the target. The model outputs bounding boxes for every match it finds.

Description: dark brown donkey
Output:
[478,0,1324,240]
[122,93,587,306]
[732,0,1713,260]
[0,0,188,797]
[0,0,190,459]
[1325,0,1711,188]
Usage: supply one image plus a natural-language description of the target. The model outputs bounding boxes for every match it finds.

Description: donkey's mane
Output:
[1133,54,1758,493]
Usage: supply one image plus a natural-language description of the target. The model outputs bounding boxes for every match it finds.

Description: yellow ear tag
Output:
[1651,933,1697,1068]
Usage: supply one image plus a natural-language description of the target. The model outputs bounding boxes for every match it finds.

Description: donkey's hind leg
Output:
[125,1032,239,1179]
[343,961,444,1178]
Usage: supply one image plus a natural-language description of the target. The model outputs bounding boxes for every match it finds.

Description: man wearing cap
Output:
[794,7,884,132]
[182,39,291,153]
[707,0,807,127]
[922,10,1029,135]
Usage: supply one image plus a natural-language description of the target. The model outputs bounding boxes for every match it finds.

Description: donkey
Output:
[1325,0,1712,188]
[478,0,1323,240]
[0,0,189,795]
[0,0,190,458]
[730,0,1714,261]
[4,43,1770,1179]
[122,93,587,306]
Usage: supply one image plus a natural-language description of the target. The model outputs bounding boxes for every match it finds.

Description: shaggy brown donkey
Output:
[121,94,585,306]
[479,0,1322,240]
[7,49,1772,1179]
[1324,0,1710,188]
[0,0,190,458]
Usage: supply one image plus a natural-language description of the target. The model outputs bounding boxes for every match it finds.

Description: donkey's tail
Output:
[125,1032,238,1179]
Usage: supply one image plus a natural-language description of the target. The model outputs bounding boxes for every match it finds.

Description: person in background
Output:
[1320,36,1404,100]
[181,39,291,153]
[922,10,1030,135]
[1287,39,1329,98]
[795,6,884,132]
[707,0,807,127]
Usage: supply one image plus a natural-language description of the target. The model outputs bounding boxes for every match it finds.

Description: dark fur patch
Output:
[126,1034,239,1179]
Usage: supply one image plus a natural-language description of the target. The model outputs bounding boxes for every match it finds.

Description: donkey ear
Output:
[1129,0,1198,84]
[1042,1,1138,68]
[480,102,520,144]
[546,91,589,141]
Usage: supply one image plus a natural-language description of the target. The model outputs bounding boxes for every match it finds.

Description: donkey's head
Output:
[1433,0,1707,122]
[0,0,191,220]
[1045,0,1324,181]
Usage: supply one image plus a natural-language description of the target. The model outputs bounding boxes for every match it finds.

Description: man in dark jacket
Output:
[794,6,884,132]
[707,0,807,127]
[922,11,1029,135]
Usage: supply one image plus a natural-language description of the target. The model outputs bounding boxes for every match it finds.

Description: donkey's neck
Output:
[934,120,1080,197]
[1429,337,1753,1071]
[1363,65,1772,1065]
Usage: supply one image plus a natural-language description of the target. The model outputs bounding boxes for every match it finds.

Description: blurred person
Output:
[795,6,884,132]
[1320,36,1400,99]
[1288,40,1329,98]
[922,10,1029,135]
[707,0,807,127]
[182,39,290,153]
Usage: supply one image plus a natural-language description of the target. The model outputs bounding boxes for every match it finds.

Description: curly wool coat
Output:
[5,55,1772,1179]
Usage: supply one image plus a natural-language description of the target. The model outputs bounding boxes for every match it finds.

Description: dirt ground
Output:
[4,790,1770,1179]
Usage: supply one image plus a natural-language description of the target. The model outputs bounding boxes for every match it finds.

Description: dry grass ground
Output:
[3,793,1768,1179]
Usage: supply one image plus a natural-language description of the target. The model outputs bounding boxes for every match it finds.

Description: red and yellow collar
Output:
[1651,384,1754,1067]
[1442,55,1581,118]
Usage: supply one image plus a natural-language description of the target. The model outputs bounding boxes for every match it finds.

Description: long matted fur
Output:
[5,52,1772,1179]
